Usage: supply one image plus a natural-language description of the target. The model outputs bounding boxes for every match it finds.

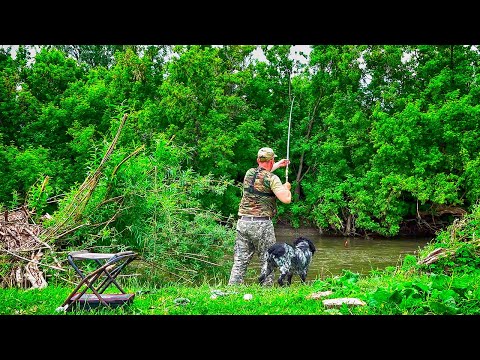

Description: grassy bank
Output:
[2,258,480,315]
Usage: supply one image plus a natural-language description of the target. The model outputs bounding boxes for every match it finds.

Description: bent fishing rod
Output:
[286,95,295,183]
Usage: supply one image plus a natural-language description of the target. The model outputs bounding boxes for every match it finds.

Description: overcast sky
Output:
[252,45,311,64]
[3,44,311,61]
[2,45,313,70]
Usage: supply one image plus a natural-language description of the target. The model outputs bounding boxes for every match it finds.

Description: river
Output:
[248,226,433,283]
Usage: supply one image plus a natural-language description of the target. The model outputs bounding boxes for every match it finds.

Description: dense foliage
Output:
[2,44,480,286]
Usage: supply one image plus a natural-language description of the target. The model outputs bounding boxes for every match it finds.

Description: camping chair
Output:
[60,250,137,312]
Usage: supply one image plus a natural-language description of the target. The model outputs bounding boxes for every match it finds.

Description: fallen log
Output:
[417,247,446,265]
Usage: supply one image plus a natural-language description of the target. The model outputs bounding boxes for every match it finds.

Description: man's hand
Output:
[284,181,291,191]
[272,159,290,172]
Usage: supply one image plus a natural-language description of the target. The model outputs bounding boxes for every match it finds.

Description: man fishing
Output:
[227,147,291,286]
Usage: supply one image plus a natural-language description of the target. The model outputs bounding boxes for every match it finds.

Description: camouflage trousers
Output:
[228,219,276,286]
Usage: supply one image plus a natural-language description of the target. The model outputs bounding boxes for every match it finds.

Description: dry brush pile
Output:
[0,207,60,288]
[0,114,141,289]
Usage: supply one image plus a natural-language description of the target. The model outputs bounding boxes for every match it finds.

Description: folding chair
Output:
[60,250,137,312]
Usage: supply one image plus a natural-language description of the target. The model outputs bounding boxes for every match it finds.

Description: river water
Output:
[248,226,433,283]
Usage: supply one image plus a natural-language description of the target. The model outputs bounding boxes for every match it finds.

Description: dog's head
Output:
[293,236,316,254]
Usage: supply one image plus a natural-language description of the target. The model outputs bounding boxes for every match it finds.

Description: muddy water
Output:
[247,226,433,283]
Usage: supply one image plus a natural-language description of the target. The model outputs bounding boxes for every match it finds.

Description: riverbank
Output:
[275,217,443,238]
[2,259,480,315]
[2,206,479,316]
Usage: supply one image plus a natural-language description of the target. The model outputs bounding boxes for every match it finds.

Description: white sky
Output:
[252,45,312,64]
[3,45,313,65]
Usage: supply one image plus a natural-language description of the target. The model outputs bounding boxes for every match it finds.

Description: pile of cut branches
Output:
[417,207,480,269]
[0,113,144,289]
[0,206,59,288]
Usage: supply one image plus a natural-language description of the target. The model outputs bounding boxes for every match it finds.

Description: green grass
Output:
[3,264,480,315]
[0,281,340,315]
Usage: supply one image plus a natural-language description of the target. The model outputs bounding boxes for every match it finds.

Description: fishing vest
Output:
[238,167,278,217]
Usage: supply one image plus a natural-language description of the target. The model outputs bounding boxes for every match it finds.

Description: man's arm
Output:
[271,159,290,172]
[271,159,291,203]
[274,181,291,204]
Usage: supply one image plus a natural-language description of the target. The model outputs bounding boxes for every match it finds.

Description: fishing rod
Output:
[286,95,295,183]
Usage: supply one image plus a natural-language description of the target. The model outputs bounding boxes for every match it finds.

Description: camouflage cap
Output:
[257,147,277,161]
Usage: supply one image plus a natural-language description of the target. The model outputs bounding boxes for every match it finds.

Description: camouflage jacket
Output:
[238,167,283,217]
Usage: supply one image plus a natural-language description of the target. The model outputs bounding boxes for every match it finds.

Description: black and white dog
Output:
[258,237,316,286]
